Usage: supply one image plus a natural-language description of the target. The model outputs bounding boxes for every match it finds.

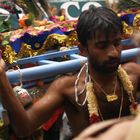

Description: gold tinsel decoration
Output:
[65,31,79,47]
[43,34,68,50]
[17,42,48,59]
[1,42,47,64]
[17,43,38,58]
[1,33,78,63]
[133,13,140,31]
[122,21,133,38]
[2,45,18,64]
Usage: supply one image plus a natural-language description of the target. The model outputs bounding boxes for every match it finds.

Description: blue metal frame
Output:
[7,47,140,84]
[16,47,79,65]
[6,38,140,85]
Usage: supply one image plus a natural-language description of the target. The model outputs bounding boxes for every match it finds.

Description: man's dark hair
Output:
[76,7,123,46]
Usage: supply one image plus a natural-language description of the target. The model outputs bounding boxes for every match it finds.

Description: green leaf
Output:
[2,40,9,46]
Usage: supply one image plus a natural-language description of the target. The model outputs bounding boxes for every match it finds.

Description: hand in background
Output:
[0,51,6,75]
[73,118,133,140]
[132,31,140,47]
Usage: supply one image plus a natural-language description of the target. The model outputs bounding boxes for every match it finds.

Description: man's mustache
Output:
[105,58,120,64]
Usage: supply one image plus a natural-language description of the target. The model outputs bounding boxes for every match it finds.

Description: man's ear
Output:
[78,43,88,57]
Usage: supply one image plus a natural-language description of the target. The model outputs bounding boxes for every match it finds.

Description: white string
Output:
[16,66,23,87]
[74,62,90,106]
[7,65,23,87]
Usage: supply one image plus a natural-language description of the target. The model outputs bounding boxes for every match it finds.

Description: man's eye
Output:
[96,42,108,49]
[113,40,121,47]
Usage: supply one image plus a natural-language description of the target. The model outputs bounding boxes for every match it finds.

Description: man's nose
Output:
[107,45,119,58]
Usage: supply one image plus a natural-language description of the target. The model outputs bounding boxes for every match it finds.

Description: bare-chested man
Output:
[0,7,140,138]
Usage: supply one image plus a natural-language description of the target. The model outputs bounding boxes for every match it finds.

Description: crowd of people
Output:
[49,5,68,23]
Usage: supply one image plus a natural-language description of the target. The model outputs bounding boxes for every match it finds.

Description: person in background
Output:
[58,8,68,21]
[49,5,59,23]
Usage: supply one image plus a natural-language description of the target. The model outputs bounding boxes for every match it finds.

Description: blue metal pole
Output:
[7,58,87,83]
[121,39,133,46]
[17,47,79,65]
[6,48,140,83]
[121,48,140,62]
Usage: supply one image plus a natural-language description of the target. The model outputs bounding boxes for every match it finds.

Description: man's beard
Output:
[88,58,120,74]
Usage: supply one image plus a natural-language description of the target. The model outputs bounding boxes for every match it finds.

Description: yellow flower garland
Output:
[86,82,98,117]
[86,65,137,122]
[117,65,135,102]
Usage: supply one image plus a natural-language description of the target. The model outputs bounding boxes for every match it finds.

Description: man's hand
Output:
[0,52,6,75]
[132,31,140,47]
[73,118,133,140]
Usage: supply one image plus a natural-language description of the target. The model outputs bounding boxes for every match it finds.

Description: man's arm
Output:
[123,62,140,74]
[0,58,65,137]
[132,31,140,47]
[123,62,140,89]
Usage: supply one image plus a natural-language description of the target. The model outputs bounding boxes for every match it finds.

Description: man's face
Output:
[52,8,57,16]
[86,32,122,73]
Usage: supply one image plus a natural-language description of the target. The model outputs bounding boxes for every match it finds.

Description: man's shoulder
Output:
[57,74,76,83]
[50,73,77,91]
[122,62,140,75]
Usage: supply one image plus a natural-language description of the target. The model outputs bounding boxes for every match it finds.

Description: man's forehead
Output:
[94,32,122,42]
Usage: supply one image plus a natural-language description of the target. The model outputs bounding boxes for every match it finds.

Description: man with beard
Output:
[0,7,140,138]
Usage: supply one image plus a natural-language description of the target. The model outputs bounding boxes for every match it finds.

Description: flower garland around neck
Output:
[74,63,139,124]
[87,65,139,124]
